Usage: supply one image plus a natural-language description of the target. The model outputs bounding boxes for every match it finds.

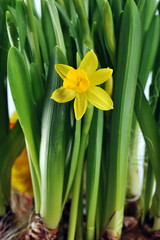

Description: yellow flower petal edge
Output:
[55,64,73,80]
[74,93,88,120]
[51,86,76,103]
[89,68,113,86]
[52,50,113,120]
[85,86,113,110]
[79,50,98,77]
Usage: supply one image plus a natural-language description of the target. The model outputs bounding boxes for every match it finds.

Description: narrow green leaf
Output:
[40,47,68,229]
[139,15,160,89]
[46,0,66,54]
[16,0,27,52]
[141,0,157,33]
[30,62,44,109]
[104,0,141,236]
[41,0,56,57]
[6,10,19,48]
[135,83,160,191]
[7,47,41,193]
[34,17,49,65]
[24,0,43,76]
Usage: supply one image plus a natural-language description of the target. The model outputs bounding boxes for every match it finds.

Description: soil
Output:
[1,194,160,240]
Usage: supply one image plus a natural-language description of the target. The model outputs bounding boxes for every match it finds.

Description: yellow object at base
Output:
[11,147,33,196]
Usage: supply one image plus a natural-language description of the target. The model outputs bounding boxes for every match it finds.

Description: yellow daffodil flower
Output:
[10,112,33,196]
[51,50,113,120]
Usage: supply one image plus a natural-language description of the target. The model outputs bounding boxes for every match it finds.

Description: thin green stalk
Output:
[140,158,155,223]
[75,177,84,240]
[62,119,81,208]
[86,109,103,240]
[67,104,94,240]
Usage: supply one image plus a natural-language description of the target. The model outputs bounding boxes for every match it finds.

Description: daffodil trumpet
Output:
[51,50,113,120]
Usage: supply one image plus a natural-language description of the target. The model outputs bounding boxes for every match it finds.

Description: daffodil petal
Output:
[79,51,98,77]
[90,68,113,85]
[51,86,76,103]
[74,93,88,120]
[55,64,74,80]
[86,86,113,110]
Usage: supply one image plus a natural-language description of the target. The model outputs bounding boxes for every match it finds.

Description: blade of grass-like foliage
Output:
[110,0,122,25]
[16,0,27,52]
[135,82,160,229]
[7,47,41,211]
[0,0,14,141]
[41,0,56,57]
[24,0,43,77]
[55,1,81,55]
[96,0,104,15]
[46,0,66,54]
[139,15,160,89]
[40,47,68,229]
[6,10,19,48]
[137,0,146,15]
[140,0,157,34]
[86,109,103,240]
[103,0,141,237]
[82,0,89,18]
[0,122,25,216]
[30,62,44,114]
[72,0,93,51]
[34,17,49,65]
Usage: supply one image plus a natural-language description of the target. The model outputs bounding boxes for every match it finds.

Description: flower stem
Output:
[67,104,94,240]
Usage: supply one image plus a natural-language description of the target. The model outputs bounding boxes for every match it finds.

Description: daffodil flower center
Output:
[63,69,90,93]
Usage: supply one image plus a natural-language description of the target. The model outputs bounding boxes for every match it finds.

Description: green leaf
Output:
[30,62,44,111]
[141,0,157,34]
[104,0,141,235]
[40,46,68,229]
[16,0,27,52]
[135,83,160,191]
[139,15,160,89]
[34,17,49,65]
[6,10,19,48]
[7,47,41,195]
[46,0,66,54]
[41,0,56,57]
